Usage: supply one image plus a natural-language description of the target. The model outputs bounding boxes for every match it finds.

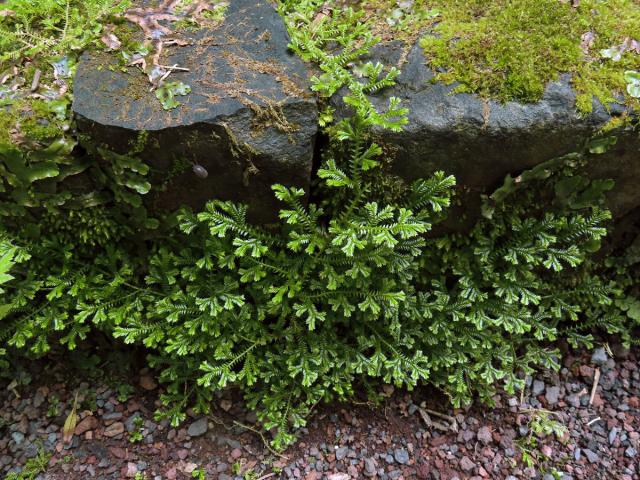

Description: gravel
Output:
[393,448,409,465]
[591,347,609,366]
[583,448,600,463]
[335,446,348,461]
[187,417,208,437]
[477,426,493,444]
[364,458,376,476]
[1,348,639,480]
[459,456,475,471]
[532,380,546,396]
[10,432,24,445]
[545,386,561,405]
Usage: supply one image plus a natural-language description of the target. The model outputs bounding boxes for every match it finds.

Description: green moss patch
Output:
[418,0,640,112]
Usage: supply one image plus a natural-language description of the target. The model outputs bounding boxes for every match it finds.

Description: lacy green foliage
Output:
[595,231,640,347]
[479,148,640,349]
[4,444,51,480]
[417,154,625,405]
[0,0,638,453]
[0,133,628,450]
[516,409,567,476]
[36,207,131,248]
[420,0,640,112]
[0,237,135,354]
[0,237,27,369]
[280,0,408,134]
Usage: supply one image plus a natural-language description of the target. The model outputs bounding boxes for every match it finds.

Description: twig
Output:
[209,415,289,460]
[207,414,286,474]
[589,368,601,406]
[519,407,562,418]
[0,72,14,85]
[157,64,190,71]
[418,408,442,430]
[6,379,20,399]
[159,68,173,84]
[30,69,41,92]
[231,420,289,460]
[157,64,189,84]
[422,407,458,431]
[421,407,456,422]
[418,407,457,432]
[256,474,276,480]
[587,416,601,426]
[604,343,614,358]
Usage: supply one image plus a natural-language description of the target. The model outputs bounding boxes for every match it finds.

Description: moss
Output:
[129,130,149,155]
[415,0,640,112]
[38,207,129,248]
[0,107,18,145]
[0,97,67,145]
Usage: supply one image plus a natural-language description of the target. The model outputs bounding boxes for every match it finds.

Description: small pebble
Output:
[591,348,608,366]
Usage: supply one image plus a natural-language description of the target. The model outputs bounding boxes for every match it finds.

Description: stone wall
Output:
[73,1,639,229]
[73,0,317,222]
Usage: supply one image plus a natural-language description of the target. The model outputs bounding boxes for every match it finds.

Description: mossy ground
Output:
[0,0,130,143]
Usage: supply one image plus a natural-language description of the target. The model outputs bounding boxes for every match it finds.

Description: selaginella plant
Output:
[0,0,637,451]
[415,155,620,406]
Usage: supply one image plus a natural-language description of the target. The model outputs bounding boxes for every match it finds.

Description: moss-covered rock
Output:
[344,39,639,231]
[348,0,639,112]
[419,0,640,113]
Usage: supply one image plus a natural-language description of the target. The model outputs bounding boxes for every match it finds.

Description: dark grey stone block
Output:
[73,0,318,222]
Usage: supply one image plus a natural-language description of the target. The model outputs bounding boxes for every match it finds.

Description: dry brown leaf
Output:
[624,37,640,55]
[101,33,122,50]
[580,32,595,55]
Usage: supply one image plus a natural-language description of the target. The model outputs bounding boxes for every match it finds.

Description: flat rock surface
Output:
[73,0,313,130]
[73,0,318,221]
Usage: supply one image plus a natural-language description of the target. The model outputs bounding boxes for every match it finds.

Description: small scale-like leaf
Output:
[600,46,623,61]
[624,70,640,84]
[155,82,191,110]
